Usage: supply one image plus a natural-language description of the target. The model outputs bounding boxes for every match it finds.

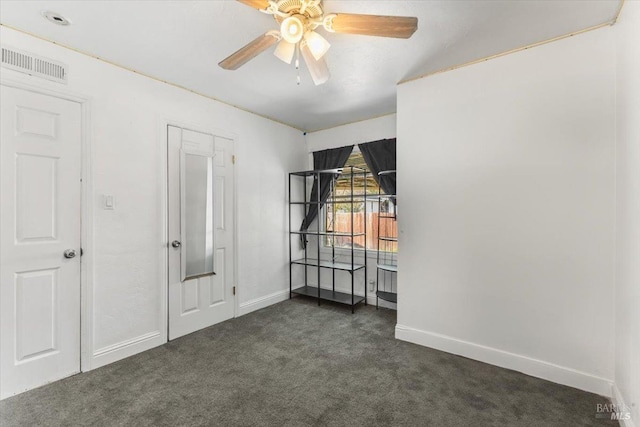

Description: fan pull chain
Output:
[295,42,301,85]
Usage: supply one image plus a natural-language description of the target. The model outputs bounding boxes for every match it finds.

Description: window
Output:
[324,150,397,252]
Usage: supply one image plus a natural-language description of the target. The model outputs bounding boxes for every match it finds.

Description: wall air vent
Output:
[1,46,68,84]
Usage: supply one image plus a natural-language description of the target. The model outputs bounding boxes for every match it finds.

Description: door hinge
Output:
[233,286,236,296]
[232,155,236,164]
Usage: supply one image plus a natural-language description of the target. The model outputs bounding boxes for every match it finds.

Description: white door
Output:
[0,86,82,399]
[168,126,235,340]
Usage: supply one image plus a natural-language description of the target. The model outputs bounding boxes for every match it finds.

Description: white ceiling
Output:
[0,1,621,131]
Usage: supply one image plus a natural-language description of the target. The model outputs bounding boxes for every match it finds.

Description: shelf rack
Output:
[288,166,368,313]
[375,170,397,307]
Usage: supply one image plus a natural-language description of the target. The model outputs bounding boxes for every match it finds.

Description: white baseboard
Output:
[90,331,164,370]
[611,383,636,427]
[395,324,613,397]
[238,288,292,317]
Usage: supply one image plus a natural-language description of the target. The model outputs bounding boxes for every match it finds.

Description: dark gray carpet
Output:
[1,297,616,426]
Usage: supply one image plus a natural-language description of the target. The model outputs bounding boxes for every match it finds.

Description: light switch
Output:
[103,195,115,210]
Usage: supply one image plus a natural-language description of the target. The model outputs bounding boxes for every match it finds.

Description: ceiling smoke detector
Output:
[42,11,71,26]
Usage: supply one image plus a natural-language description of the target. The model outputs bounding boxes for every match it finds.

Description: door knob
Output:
[171,240,181,248]
[64,249,77,259]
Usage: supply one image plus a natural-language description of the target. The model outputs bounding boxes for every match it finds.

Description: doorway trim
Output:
[159,118,239,338]
[0,77,94,373]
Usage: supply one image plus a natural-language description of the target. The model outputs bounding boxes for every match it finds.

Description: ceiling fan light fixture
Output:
[304,30,330,60]
[274,39,296,64]
[226,0,419,85]
[280,15,305,44]
[300,41,330,86]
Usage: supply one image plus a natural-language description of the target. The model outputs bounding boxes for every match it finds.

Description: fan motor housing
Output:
[274,0,323,24]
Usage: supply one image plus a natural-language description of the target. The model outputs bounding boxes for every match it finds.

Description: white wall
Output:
[305,114,396,153]
[0,27,307,369]
[303,114,397,308]
[614,2,640,424]
[396,28,616,396]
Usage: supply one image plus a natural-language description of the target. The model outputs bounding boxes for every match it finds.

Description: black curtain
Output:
[300,145,354,247]
[358,138,396,196]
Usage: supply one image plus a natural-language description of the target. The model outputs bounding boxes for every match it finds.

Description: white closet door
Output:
[1,86,82,399]
[168,126,235,340]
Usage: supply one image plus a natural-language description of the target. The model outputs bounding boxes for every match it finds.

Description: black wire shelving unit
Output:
[288,166,368,313]
[375,170,397,307]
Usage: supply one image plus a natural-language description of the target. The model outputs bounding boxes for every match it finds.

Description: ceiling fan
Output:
[219,0,418,85]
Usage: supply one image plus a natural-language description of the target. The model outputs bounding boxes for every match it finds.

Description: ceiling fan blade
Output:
[300,42,330,86]
[219,32,279,70]
[327,14,418,39]
[236,0,269,10]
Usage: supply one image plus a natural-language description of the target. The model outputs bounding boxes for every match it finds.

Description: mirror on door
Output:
[181,151,215,280]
